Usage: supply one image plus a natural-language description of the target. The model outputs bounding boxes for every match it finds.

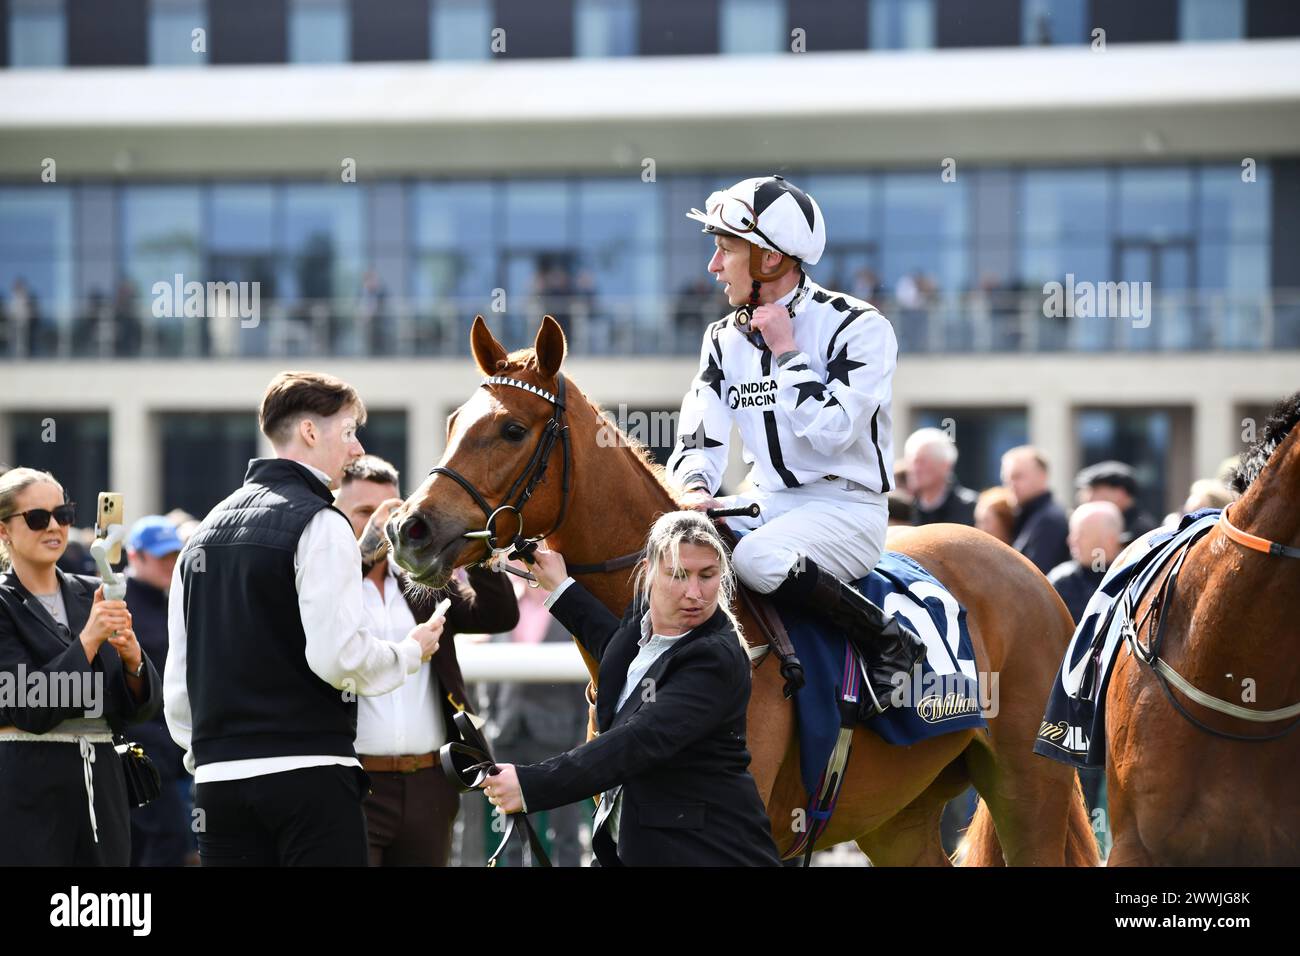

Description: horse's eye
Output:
[502,422,528,442]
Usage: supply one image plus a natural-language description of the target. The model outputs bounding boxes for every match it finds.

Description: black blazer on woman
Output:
[0,568,162,734]
[514,581,780,867]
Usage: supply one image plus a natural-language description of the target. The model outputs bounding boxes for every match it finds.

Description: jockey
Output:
[666,175,927,715]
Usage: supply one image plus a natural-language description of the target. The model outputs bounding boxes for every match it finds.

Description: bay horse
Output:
[1103,391,1300,865]
[390,315,1097,865]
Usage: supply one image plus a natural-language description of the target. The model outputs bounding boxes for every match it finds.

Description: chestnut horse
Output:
[390,316,1097,865]
[1103,392,1300,865]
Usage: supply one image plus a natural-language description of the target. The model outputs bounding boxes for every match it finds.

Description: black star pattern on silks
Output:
[696,353,724,400]
[678,422,724,451]
[791,379,828,408]
[825,344,867,386]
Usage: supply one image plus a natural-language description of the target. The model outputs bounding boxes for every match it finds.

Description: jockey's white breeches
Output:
[720,477,888,594]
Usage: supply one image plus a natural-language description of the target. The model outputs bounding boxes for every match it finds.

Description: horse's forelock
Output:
[1231,390,1300,495]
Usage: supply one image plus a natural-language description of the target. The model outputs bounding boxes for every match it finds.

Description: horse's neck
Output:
[547,401,678,616]
[1177,433,1300,703]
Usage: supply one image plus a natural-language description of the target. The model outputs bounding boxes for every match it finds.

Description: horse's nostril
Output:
[403,514,430,542]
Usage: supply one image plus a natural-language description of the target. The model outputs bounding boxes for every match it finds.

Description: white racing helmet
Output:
[687,175,827,270]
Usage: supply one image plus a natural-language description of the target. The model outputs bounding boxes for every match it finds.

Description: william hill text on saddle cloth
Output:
[666,175,897,596]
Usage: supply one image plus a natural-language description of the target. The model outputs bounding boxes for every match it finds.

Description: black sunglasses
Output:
[1,502,76,531]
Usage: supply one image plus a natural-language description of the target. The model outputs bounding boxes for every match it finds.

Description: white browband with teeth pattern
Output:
[482,375,558,405]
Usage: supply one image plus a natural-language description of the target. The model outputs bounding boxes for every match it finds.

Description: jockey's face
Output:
[296,406,365,488]
[708,234,785,307]
[649,541,722,636]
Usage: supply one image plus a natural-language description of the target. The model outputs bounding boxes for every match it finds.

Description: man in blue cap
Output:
[125,515,192,866]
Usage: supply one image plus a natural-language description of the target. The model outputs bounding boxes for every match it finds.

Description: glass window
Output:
[720,0,784,55]
[911,407,1028,492]
[575,179,662,345]
[1116,167,1193,239]
[870,0,935,50]
[1198,164,1270,242]
[0,188,74,351]
[1076,407,1183,520]
[432,0,493,60]
[575,0,637,57]
[356,411,409,485]
[880,172,967,293]
[149,0,207,66]
[10,413,109,522]
[411,182,497,350]
[121,186,203,356]
[1179,0,1244,41]
[1021,168,1109,240]
[1022,0,1087,45]
[283,184,363,301]
[159,413,260,519]
[289,0,350,63]
[9,0,65,67]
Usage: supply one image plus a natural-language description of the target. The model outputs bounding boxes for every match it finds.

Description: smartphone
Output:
[95,492,125,564]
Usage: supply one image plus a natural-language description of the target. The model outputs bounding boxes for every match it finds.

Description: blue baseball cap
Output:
[127,515,184,558]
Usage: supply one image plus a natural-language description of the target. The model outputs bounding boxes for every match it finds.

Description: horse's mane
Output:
[1231,391,1300,494]
[495,349,680,505]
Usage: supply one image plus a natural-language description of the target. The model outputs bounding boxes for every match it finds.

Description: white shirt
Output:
[666,275,897,497]
[163,460,424,782]
[353,555,446,756]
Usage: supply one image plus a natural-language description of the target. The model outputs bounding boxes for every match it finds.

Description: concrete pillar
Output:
[109,402,160,517]
[0,413,12,470]
[1194,395,1235,486]
[1030,397,1074,508]
[409,400,443,483]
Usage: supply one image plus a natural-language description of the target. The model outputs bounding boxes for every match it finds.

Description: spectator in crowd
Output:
[851,267,883,303]
[1001,446,1069,574]
[333,454,518,867]
[1074,460,1158,543]
[973,487,1016,544]
[886,490,915,527]
[164,509,200,545]
[123,515,192,866]
[5,278,39,358]
[485,567,589,866]
[356,270,389,356]
[0,467,162,865]
[165,371,444,866]
[1048,501,1125,626]
[1182,478,1235,515]
[903,428,978,526]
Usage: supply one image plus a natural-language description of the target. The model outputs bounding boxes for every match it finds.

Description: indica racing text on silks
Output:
[727,379,779,409]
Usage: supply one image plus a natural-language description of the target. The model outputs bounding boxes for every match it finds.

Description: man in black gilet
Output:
[164,371,442,866]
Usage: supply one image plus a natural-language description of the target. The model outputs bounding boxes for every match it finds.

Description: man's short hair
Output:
[1075,460,1138,497]
[1002,445,1049,474]
[259,371,366,447]
[341,454,400,495]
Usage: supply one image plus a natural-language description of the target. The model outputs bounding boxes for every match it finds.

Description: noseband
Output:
[429,373,574,561]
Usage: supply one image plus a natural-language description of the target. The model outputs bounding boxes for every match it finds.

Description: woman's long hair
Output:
[0,467,62,572]
[630,510,744,645]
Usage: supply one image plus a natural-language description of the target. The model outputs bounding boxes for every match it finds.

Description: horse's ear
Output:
[534,315,567,379]
[470,314,509,375]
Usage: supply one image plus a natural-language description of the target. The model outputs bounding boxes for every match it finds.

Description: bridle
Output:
[1218,501,1300,560]
[428,372,641,582]
[1123,504,1300,742]
[428,373,572,568]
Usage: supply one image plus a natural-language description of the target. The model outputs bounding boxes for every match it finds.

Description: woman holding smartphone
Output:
[0,467,162,865]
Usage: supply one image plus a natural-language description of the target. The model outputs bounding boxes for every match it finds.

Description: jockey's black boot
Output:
[770,557,928,716]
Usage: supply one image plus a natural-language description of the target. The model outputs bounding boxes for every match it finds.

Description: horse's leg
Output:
[855,762,970,866]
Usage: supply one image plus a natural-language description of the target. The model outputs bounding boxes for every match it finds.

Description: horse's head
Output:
[387,314,569,589]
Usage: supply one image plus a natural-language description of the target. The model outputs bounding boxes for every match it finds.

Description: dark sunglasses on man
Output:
[0,502,76,531]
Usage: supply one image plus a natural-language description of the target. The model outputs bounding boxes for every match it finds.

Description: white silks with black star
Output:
[666,276,898,497]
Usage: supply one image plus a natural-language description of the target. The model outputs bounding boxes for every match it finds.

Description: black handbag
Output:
[114,735,162,808]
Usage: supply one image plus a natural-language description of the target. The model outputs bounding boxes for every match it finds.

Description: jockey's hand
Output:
[680,489,725,514]
[528,542,569,592]
[748,303,796,355]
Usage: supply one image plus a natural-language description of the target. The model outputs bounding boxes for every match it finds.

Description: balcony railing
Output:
[1,289,1297,361]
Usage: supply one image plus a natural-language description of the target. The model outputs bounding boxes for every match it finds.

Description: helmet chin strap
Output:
[735,244,799,348]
